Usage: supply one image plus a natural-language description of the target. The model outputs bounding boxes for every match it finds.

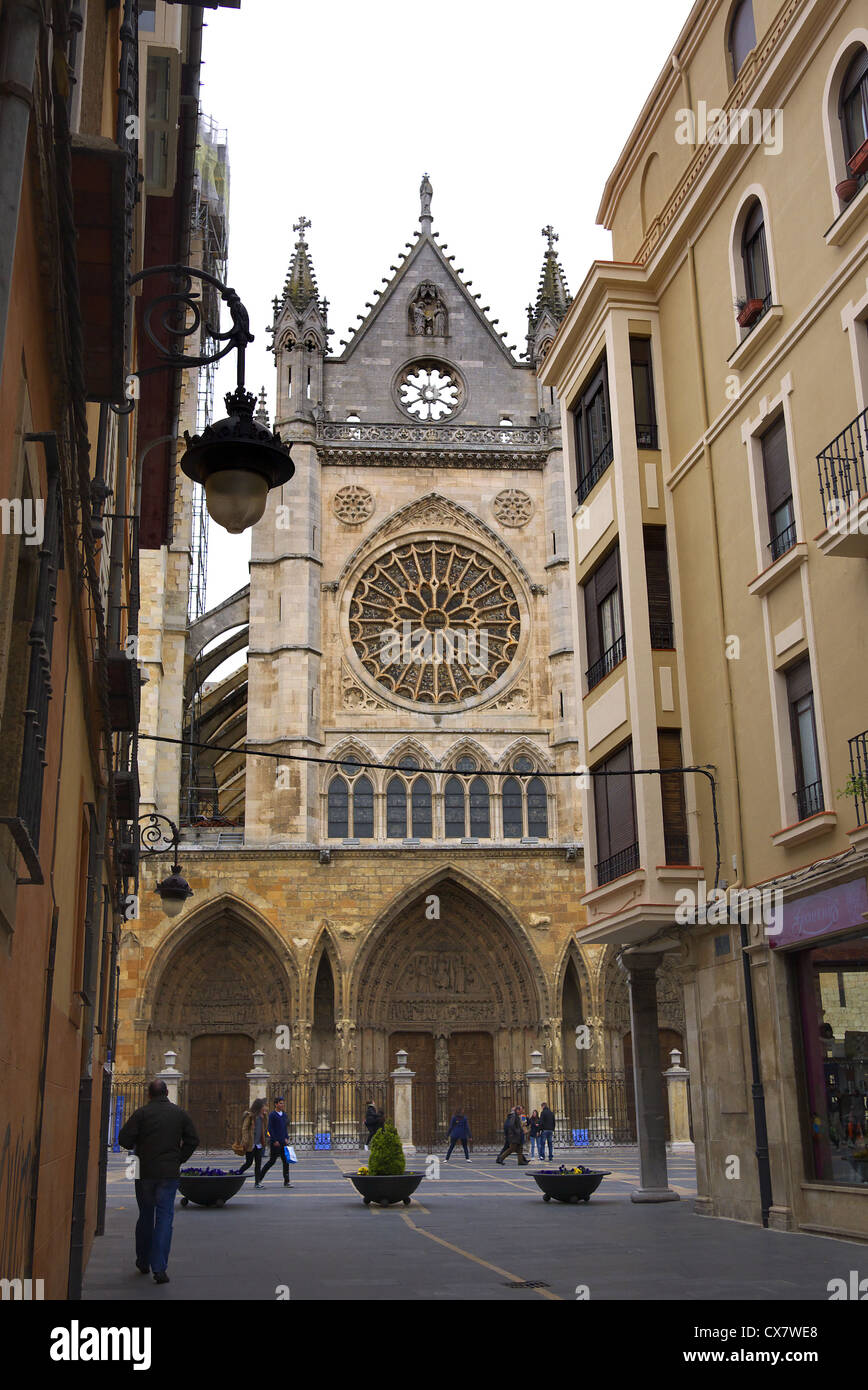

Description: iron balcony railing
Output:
[597,841,640,886]
[586,633,626,692]
[576,436,614,504]
[848,731,868,827]
[794,780,825,822]
[768,518,797,563]
[817,405,868,526]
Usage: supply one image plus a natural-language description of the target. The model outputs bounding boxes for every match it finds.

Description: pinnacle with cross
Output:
[541,224,559,251]
[294,214,311,241]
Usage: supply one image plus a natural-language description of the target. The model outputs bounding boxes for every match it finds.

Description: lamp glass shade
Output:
[204,468,269,534]
[161,894,187,919]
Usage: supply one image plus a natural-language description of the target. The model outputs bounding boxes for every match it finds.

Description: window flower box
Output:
[736,298,764,329]
[847,139,868,178]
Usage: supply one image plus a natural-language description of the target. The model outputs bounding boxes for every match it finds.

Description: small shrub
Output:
[368,1121,405,1175]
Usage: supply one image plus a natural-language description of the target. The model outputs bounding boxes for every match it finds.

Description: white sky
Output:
[198,0,694,639]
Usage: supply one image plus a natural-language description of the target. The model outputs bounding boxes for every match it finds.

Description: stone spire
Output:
[254,386,270,430]
[283,214,319,312]
[527,224,572,365]
[419,172,433,235]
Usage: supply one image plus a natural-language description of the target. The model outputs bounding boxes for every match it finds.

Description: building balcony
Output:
[767,519,798,564]
[586,633,626,693]
[576,437,614,505]
[816,407,868,558]
[794,780,825,823]
[596,841,640,887]
[847,731,868,828]
[649,620,674,650]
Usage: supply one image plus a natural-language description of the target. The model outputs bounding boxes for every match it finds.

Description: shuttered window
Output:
[584,546,624,689]
[658,730,690,865]
[742,200,771,307]
[572,355,613,502]
[593,742,638,884]
[644,527,674,648]
[760,416,795,559]
[786,660,823,819]
[840,46,868,161]
[630,337,657,449]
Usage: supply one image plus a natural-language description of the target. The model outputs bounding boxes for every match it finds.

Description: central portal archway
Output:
[356,877,543,1146]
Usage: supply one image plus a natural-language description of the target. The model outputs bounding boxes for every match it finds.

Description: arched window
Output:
[328,759,374,838]
[386,777,407,839]
[527,777,549,838]
[728,0,756,82]
[469,777,490,838]
[444,775,465,839]
[841,47,868,166]
[741,200,771,310]
[411,779,432,838]
[502,777,524,838]
[327,777,349,838]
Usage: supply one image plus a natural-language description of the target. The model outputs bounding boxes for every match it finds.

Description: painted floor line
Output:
[399,1209,562,1301]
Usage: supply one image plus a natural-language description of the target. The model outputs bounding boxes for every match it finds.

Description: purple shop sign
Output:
[769,877,868,948]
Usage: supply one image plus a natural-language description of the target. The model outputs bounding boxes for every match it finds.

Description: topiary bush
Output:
[368,1121,405,1175]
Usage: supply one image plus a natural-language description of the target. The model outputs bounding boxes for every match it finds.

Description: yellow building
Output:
[540,0,868,1236]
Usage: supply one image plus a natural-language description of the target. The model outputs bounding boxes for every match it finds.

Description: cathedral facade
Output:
[119,180,686,1147]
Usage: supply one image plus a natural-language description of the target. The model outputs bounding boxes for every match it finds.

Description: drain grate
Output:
[504,1280,550,1289]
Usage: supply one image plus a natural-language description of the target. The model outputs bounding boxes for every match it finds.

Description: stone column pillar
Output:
[391,1048,416,1157]
[156,1049,182,1105]
[314,1062,331,1143]
[247,1050,270,1109]
[664,1049,694,1152]
[526,1049,550,1116]
[622,950,679,1203]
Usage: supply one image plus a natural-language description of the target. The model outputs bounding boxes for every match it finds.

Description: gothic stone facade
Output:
[120,192,686,1119]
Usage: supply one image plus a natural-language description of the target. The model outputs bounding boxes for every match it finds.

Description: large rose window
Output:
[396,361,463,421]
[348,540,521,705]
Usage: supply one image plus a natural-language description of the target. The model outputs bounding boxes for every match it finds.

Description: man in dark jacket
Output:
[118,1079,198,1284]
[539,1103,555,1160]
[495,1107,529,1165]
[259,1096,292,1187]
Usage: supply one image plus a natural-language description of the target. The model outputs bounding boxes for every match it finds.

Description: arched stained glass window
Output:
[445,775,465,839]
[386,776,407,839]
[327,777,349,838]
[411,778,432,838]
[527,777,548,838]
[455,755,477,773]
[469,777,490,838]
[502,777,524,838]
[354,775,374,838]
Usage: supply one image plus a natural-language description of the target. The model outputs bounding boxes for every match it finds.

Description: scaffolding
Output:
[182,113,229,824]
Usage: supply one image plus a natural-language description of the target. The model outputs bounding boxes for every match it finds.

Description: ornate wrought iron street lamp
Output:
[138,813,193,919]
[129,264,294,533]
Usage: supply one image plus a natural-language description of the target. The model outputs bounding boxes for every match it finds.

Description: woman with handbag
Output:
[236,1097,268,1186]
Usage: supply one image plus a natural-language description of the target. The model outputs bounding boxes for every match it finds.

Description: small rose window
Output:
[396,360,464,421]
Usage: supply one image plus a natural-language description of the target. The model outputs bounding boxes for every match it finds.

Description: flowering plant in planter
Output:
[357,1166,369,1175]
[180,1166,233,1176]
[735,296,764,328]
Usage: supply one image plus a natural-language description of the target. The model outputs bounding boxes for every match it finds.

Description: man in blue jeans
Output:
[539,1102,556,1161]
[118,1079,198,1285]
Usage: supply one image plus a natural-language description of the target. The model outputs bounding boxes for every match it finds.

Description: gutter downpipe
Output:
[686,240,773,1226]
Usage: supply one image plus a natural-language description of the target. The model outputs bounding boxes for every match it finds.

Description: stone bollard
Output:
[664,1049,694,1152]
[156,1049,182,1105]
[247,1049,270,1110]
[391,1048,416,1156]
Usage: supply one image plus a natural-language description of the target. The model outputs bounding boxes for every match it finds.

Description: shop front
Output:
[772,874,868,1239]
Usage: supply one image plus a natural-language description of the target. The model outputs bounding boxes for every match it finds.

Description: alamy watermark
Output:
[675,101,783,156]
[0,497,44,546]
[379,621,488,672]
[674,878,783,932]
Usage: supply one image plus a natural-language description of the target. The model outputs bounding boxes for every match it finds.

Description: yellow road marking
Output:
[399,1210,562,1301]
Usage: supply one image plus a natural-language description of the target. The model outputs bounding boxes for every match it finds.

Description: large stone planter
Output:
[347,1173,423,1206]
[178,1173,249,1207]
[532,1170,610,1204]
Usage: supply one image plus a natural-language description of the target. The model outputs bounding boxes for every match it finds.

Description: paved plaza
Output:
[82,1149,865,1302]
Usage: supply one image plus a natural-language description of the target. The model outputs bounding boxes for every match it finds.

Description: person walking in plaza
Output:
[539,1101,556,1161]
[364,1101,385,1150]
[237,1097,269,1186]
[259,1096,292,1187]
[495,1106,529,1165]
[445,1108,472,1161]
[527,1109,541,1158]
[117,1078,199,1285]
